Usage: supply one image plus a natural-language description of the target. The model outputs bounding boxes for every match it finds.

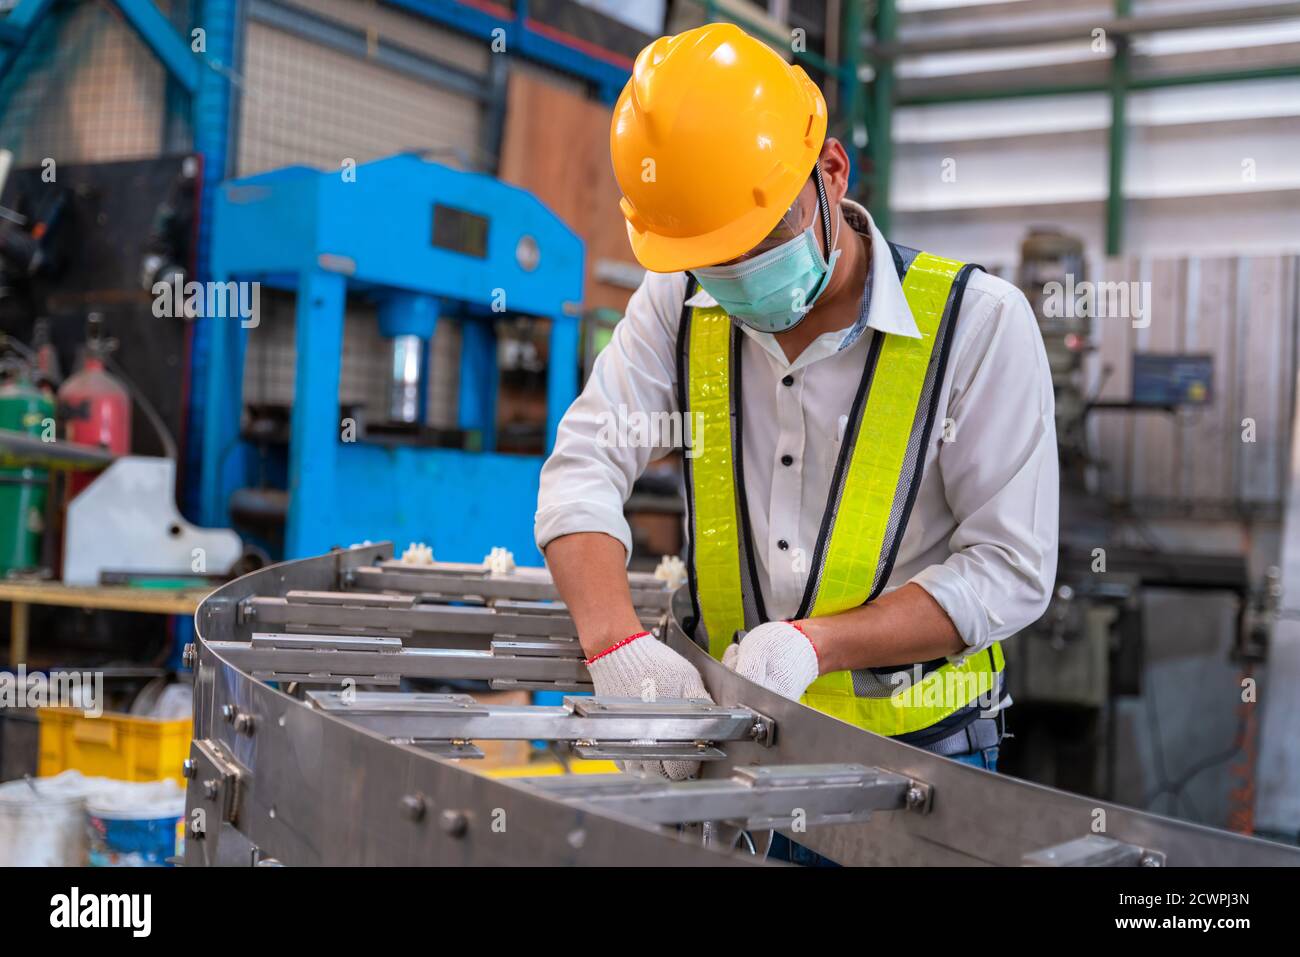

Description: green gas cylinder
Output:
[0,374,55,573]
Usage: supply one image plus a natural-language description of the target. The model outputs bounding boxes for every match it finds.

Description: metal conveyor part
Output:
[184,544,1300,867]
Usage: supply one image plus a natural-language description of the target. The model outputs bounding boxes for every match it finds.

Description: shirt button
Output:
[780,454,793,466]
[777,540,789,551]
[782,374,794,387]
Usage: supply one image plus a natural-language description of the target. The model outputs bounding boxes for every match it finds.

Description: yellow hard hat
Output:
[610,23,828,273]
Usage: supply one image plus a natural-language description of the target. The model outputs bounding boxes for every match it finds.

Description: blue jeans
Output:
[948,744,999,772]
[766,745,998,866]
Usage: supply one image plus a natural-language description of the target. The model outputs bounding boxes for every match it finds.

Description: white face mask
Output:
[691,165,841,333]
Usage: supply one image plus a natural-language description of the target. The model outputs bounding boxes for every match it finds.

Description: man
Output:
[535,23,1058,784]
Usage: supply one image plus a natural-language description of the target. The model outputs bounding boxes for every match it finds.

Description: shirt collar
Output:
[683,199,921,346]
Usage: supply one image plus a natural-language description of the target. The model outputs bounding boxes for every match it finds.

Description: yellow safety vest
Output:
[677,245,1004,744]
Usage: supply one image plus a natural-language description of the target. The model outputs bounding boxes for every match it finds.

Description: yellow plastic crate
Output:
[484,758,621,779]
[38,708,191,784]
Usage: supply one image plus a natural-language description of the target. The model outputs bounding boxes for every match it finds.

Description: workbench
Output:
[0,581,212,667]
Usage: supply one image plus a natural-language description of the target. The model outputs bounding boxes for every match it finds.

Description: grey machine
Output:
[183,543,1299,866]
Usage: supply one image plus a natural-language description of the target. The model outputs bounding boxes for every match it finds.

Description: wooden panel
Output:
[1130,258,1184,500]
[1093,256,1137,500]
[499,70,640,312]
[1181,258,1236,502]
[1239,257,1294,503]
[0,581,208,615]
[1093,253,1298,508]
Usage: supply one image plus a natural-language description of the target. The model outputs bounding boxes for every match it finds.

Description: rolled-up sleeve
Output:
[534,272,686,561]
[910,285,1059,655]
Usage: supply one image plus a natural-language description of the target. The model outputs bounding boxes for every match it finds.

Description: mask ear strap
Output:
[812,162,835,258]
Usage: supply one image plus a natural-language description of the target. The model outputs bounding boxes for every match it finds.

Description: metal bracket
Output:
[488,678,594,692]
[523,763,914,830]
[183,739,244,867]
[211,637,591,689]
[1022,834,1166,867]
[570,741,727,762]
[398,739,486,759]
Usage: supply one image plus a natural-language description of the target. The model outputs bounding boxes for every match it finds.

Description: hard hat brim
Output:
[625,163,813,274]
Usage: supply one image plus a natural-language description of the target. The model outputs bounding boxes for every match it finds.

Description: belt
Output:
[922,713,1003,757]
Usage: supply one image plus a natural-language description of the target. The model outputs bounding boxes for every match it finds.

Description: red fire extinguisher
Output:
[59,315,131,498]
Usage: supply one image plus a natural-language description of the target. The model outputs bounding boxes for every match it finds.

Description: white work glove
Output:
[722,621,821,701]
[585,631,714,781]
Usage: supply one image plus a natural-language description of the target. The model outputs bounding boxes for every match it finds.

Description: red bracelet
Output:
[786,620,821,668]
[585,631,649,665]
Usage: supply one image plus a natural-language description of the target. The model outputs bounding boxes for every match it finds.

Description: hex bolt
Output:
[402,794,427,822]
[748,715,774,746]
[1140,854,1163,867]
[222,704,236,724]
[181,643,196,669]
[203,779,219,800]
[905,786,927,811]
[181,758,196,779]
[234,713,255,735]
[439,809,468,838]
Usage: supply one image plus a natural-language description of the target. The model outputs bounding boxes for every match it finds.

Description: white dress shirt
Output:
[535,201,1059,664]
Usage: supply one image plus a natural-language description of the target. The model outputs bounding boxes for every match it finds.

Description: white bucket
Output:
[86,779,186,867]
[0,771,93,866]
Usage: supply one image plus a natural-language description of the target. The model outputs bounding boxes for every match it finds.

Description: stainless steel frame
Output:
[185,544,1300,866]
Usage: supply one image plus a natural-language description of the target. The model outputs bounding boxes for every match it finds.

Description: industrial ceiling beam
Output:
[110,0,201,92]
[873,1,1300,59]
[897,63,1300,105]
[0,0,56,89]
[869,0,897,238]
[0,0,55,42]
[1106,0,1133,257]
[246,0,490,104]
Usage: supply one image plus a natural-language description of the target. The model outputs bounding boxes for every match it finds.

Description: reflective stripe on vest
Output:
[683,303,745,659]
[678,248,1004,740]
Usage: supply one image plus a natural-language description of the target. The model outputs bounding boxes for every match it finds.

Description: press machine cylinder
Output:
[378,292,440,427]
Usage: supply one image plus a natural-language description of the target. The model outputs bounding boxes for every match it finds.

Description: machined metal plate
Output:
[522,763,907,829]
[489,638,582,658]
[209,640,590,686]
[571,743,728,762]
[242,596,581,638]
[402,740,487,760]
[351,560,674,610]
[285,590,416,608]
[251,632,403,652]
[309,692,485,714]
[1023,834,1166,867]
[305,691,759,743]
